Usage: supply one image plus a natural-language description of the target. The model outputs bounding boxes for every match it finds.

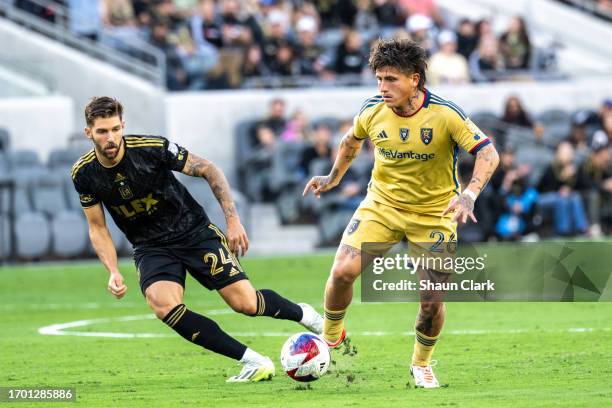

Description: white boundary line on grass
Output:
[37,311,612,339]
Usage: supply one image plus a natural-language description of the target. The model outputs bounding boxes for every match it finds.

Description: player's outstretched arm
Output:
[303,126,364,198]
[83,204,126,299]
[443,143,500,223]
[182,152,249,256]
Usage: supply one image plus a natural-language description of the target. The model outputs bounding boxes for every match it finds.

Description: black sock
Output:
[163,304,246,361]
[253,289,303,322]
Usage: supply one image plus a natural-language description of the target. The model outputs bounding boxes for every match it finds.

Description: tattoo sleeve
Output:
[467,144,499,194]
[182,152,238,221]
[329,128,364,184]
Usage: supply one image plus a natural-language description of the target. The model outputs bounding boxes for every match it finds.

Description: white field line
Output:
[37,312,612,339]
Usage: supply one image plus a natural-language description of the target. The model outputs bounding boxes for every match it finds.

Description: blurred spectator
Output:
[455,18,477,59]
[354,0,380,42]
[406,14,436,56]
[427,30,469,86]
[68,0,101,41]
[599,98,612,119]
[373,0,402,34]
[101,0,135,27]
[575,140,612,236]
[495,163,538,240]
[245,125,277,201]
[312,0,357,29]
[294,16,326,76]
[537,142,588,236]
[148,19,187,90]
[241,44,270,79]
[255,98,287,139]
[282,110,311,143]
[270,42,299,76]
[499,16,531,70]
[300,123,333,176]
[219,0,253,48]
[469,35,503,82]
[398,0,444,27]
[501,95,533,128]
[475,18,494,43]
[566,114,591,164]
[175,25,219,90]
[592,112,612,146]
[190,0,223,49]
[262,9,292,66]
[334,30,368,75]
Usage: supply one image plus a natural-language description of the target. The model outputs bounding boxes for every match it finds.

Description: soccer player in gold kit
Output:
[303,39,499,388]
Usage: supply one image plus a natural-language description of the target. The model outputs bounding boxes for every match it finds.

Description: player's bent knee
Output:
[330,263,359,286]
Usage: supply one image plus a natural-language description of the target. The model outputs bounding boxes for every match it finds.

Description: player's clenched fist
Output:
[302,175,338,198]
[107,272,127,299]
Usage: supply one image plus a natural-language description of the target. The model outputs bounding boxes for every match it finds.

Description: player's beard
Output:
[97,138,123,160]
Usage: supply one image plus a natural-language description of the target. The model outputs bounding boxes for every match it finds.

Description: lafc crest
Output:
[420,128,433,145]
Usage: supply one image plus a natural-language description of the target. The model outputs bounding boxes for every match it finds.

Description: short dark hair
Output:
[84,96,123,127]
[368,39,428,90]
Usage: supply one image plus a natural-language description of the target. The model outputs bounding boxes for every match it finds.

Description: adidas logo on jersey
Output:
[377,130,388,139]
[114,173,126,182]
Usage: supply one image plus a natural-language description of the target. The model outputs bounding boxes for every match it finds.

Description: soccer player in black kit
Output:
[72,97,322,382]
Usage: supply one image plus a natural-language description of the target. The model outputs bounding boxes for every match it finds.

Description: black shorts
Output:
[134,223,248,295]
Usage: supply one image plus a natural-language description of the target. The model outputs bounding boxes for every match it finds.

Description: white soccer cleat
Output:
[298,303,323,335]
[410,364,440,388]
[226,356,275,383]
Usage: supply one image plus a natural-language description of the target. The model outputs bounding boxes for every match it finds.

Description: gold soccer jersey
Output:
[353,89,490,215]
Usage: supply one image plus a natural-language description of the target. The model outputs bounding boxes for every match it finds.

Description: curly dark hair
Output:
[84,96,123,127]
[368,39,428,90]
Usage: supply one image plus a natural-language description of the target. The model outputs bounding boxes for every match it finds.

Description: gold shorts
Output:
[340,195,457,266]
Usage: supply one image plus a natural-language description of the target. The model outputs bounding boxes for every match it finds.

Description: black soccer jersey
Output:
[71,135,210,248]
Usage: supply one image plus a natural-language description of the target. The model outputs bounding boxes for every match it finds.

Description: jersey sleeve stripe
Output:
[469,139,491,155]
[452,144,460,194]
[429,94,468,120]
[429,100,467,120]
[71,156,96,179]
[359,95,383,114]
[125,142,164,147]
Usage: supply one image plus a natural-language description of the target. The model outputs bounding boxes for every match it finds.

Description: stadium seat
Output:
[234,120,258,192]
[31,171,69,216]
[14,211,51,259]
[48,147,87,170]
[8,168,43,216]
[536,108,570,127]
[0,214,11,260]
[0,128,10,151]
[7,149,41,170]
[50,210,88,257]
[269,141,304,194]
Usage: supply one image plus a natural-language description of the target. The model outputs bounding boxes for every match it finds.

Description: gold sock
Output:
[412,330,439,366]
[323,308,346,343]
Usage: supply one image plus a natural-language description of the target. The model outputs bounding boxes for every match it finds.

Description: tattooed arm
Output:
[182,152,248,255]
[302,126,365,198]
[443,144,499,223]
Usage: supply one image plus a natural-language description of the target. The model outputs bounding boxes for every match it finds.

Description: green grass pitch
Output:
[1,254,611,407]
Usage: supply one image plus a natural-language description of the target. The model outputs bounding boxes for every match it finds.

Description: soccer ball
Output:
[280,332,331,382]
